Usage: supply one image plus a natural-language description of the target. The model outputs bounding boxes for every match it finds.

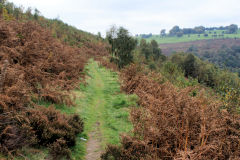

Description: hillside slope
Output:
[0,11,109,159]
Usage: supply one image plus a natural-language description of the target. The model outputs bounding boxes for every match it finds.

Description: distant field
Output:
[158,38,240,56]
[138,30,240,44]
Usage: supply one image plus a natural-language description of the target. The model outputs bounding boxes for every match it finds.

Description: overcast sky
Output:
[9,0,240,35]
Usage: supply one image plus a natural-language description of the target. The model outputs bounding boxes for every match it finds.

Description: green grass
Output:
[71,60,137,159]
[138,30,240,44]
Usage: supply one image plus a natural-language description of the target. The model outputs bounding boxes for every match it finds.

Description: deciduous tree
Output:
[106,26,137,68]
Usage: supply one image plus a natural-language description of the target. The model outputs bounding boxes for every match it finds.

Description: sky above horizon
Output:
[9,0,240,35]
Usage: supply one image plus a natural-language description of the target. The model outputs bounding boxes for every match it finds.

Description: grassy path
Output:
[72,60,137,160]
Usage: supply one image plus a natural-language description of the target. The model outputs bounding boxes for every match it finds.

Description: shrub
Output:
[49,138,71,159]
[25,106,84,147]
[0,113,37,155]
[0,106,84,158]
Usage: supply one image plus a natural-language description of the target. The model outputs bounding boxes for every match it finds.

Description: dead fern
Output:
[102,64,240,160]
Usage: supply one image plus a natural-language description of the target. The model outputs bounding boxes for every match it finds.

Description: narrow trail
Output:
[75,60,135,160]
[84,63,106,160]
[85,122,102,160]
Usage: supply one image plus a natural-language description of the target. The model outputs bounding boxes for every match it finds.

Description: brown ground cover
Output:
[102,65,240,160]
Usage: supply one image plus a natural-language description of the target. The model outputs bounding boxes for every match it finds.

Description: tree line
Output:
[137,24,239,38]
[165,24,238,37]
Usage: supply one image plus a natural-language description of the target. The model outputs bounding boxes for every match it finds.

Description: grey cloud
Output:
[9,0,240,35]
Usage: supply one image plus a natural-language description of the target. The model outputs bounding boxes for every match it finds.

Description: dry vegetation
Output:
[0,18,108,158]
[102,64,240,160]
